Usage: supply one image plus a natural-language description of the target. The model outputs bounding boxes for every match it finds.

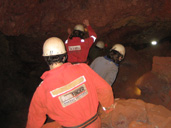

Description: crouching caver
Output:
[26,37,115,128]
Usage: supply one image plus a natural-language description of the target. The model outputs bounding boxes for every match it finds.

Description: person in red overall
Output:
[26,37,115,128]
[65,19,97,63]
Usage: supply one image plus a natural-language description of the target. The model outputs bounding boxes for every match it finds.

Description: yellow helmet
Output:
[42,37,66,56]
[74,24,84,32]
[111,44,125,57]
[96,41,105,49]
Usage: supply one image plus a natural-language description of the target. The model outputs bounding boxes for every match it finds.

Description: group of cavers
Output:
[26,19,126,128]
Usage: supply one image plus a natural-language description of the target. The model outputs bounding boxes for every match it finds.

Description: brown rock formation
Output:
[42,99,171,128]
[136,56,171,110]
[100,99,171,128]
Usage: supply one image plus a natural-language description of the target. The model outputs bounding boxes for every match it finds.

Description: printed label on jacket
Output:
[68,45,81,51]
[50,76,86,97]
[58,84,88,107]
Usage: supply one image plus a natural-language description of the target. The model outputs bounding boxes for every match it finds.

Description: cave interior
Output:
[0,0,171,127]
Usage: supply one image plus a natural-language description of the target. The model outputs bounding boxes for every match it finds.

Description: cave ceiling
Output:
[0,0,171,48]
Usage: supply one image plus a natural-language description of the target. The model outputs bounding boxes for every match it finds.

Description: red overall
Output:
[65,26,97,63]
[26,63,114,128]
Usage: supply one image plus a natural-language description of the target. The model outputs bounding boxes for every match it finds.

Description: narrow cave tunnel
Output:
[0,0,171,128]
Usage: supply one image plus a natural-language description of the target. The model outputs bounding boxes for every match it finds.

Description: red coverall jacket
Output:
[65,26,97,63]
[26,63,114,128]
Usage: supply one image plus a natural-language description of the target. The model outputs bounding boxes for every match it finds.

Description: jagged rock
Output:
[100,99,171,128]
[42,99,171,128]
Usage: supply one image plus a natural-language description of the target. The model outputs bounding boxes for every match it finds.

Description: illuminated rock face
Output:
[136,56,171,110]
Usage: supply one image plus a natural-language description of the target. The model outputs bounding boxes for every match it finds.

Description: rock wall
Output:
[152,56,171,82]
[136,56,171,110]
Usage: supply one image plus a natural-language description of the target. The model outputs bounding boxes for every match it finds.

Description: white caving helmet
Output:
[96,41,105,49]
[74,24,84,32]
[42,37,66,56]
[111,44,126,57]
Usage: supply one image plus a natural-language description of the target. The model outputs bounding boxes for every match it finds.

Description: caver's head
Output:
[42,37,67,68]
[107,44,125,64]
[96,41,105,49]
[69,24,85,39]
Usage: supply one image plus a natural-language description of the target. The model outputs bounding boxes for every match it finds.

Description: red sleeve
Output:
[26,84,47,128]
[84,26,97,47]
[87,25,97,39]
